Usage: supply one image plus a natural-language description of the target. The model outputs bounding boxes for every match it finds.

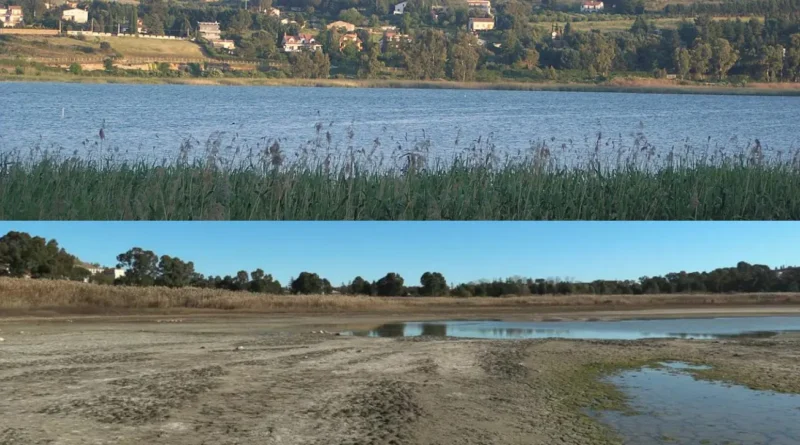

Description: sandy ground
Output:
[2,308,800,445]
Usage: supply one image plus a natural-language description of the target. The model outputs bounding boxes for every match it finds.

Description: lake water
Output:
[596,362,800,445]
[2,82,800,166]
[344,316,800,340]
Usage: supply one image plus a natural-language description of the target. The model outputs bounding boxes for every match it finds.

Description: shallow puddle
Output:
[343,317,800,340]
[595,362,800,445]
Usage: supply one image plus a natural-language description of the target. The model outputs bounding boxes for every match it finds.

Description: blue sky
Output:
[0,222,797,285]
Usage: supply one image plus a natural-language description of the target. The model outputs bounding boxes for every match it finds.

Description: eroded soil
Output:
[1,315,799,445]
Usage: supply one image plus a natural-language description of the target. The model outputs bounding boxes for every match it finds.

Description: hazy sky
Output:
[0,222,796,285]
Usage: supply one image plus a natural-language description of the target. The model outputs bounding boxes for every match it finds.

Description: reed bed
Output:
[2,130,800,220]
[1,278,798,313]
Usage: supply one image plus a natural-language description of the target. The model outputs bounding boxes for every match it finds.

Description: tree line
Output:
[3,231,800,297]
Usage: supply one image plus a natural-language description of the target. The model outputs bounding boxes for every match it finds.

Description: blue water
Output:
[2,82,799,164]
[345,316,800,340]
[597,363,800,444]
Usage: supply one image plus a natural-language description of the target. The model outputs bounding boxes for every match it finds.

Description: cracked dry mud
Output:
[1,315,799,445]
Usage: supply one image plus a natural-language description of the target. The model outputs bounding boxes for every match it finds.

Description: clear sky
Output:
[0,222,797,286]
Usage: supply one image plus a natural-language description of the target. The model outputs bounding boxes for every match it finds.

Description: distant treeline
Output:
[2,230,800,297]
[665,0,800,16]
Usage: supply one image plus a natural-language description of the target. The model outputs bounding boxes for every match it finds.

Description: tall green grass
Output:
[1,132,799,220]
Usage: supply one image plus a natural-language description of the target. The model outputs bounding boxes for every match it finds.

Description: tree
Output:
[358,44,383,79]
[291,271,324,294]
[758,45,784,82]
[579,32,615,77]
[448,32,480,81]
[239,30,278,60]
[673,47,691,79]
[247,268,282,293]
[156,255,195,288]
[689,41,712,79]
[103,58,115,72]
[521,48,540,70]
[68,266,90,282]
[403,29,447,80]
[710,38,738,80]
[312,50,330,78]
[338,8,363,24]
[235,270,250,290]
[420,272,448,296]
[349,276,372,294]
[501,30,525,65]
[630,16,650,35]
[786,34,800,82]
[376,272,404,296]
[116,247,159,286]
[290,51,316,78]
[68,63,82,75]
[228,9,253,35]
[0,231,76,278]
[130,8,138,35]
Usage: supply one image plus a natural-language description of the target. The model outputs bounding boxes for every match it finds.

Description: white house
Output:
[393,1,407,15]
[0,6,24,27]
[468,17,494,31]
[282,33,322,52]
[581,1,604,12]
[62,8,88,24]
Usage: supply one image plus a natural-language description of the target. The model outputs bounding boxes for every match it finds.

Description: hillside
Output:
[0,34,208,63]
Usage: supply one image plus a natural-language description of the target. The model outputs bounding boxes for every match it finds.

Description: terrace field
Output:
[0,35,207,62]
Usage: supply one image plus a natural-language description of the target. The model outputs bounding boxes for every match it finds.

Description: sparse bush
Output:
[68,62,82,75]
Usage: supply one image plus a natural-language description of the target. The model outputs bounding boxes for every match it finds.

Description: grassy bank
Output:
[3,74,800,96]
[2,143,800,219]
[2,278,799,314]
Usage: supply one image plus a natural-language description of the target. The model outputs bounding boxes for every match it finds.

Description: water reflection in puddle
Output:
[596,363,800,445]
[343,317,800,340]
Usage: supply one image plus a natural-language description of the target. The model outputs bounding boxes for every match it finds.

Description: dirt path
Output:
[1,314,799,445]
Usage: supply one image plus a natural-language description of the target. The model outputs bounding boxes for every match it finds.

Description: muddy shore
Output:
[1,309,799,445]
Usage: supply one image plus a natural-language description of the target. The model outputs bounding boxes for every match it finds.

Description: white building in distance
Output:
[62,8,88,24]
[393,1,407,15]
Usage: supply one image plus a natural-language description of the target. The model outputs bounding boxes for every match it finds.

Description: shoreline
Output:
[4,74,800,96]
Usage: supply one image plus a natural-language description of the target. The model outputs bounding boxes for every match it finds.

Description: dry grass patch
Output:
[96,36,206,60]
[1,278,799,314]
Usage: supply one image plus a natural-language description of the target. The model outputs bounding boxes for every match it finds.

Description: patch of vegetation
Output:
[1,130,799,220]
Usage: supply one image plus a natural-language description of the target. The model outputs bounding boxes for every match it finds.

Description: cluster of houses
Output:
[280,21,412,53]
[422,0,497,32]
[1,1,150,31]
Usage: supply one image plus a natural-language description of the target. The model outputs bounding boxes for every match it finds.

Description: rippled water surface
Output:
[345,317,800,340]
[3,82,800,163]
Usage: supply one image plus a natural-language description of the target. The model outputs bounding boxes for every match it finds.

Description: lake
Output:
[343,316,800,340]
[2,82,800,166]
[596,362,800,445]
